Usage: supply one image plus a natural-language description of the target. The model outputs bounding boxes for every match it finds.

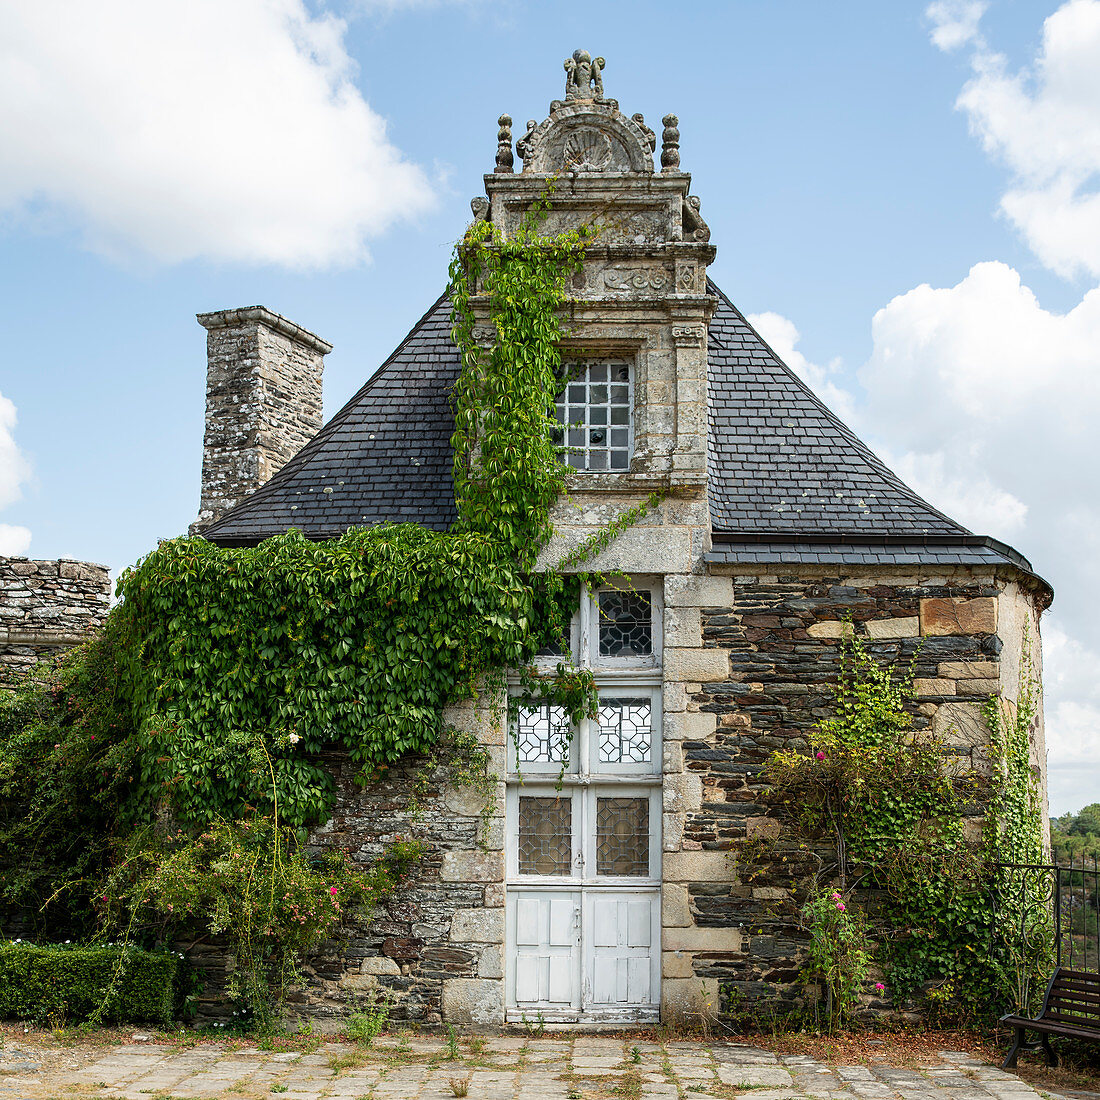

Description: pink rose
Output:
[329,886,338,896]
[874,982,886,992]
[815,751,826,760]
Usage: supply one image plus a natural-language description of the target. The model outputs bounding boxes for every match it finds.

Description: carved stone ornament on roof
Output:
[517,52,656,176]
[564,49,605,102]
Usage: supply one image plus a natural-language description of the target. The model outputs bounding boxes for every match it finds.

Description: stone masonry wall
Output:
[656,565,1047,1019]
[0,557,111,681]
[180,696,508,1029]
[194,308,329,530]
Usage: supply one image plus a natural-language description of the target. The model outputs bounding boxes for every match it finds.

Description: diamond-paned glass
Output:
[598,590,652,657]
[552,359,632,472]
[596,797,649,876]
[598,698,653,764]
[512,701,571,765]
[518,796,572,875]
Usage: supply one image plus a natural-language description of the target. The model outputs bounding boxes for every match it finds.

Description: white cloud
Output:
[0,524,30,557]
[0,390,31,555]
[890,451,1027,537]
[926,0,988,51]
[936,0,1100,278]
[858,261,1100,592]
[1040,623,1100,813]
[0,391,30,512]
[0,0,435,268]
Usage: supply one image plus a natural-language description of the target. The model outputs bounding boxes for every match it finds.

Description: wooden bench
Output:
[1001,967,1100,1067]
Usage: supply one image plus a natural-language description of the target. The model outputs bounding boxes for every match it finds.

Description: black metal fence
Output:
[994,856,1100,979]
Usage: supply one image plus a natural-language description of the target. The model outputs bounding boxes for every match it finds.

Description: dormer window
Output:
[553,358,632,471]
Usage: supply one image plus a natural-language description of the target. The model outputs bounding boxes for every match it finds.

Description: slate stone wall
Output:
[661,566,1047,1018]
[184,695,508,1029]
[0,557,111,681]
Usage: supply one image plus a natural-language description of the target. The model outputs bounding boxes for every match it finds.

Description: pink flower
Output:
[874,982,886,992]
[329,886,338,896]
[835,902,846,911]
[831,891,841,901]
[815,751,826,760]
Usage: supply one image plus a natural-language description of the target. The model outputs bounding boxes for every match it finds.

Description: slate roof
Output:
[202,282,1046,593]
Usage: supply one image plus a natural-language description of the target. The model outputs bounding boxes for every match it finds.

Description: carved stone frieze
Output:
[600,265,673,293]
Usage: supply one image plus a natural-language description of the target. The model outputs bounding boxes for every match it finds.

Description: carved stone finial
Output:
[516,119,537,166]
[470,196,489,222]
[661,114,680,171]
[495,114,514,173]
[564,49,606,102]
[632,113,656,155]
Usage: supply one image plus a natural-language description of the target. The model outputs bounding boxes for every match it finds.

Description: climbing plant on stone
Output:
[766,631,1049,1023]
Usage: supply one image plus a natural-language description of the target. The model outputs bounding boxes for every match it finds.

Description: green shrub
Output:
[0,940,183,1025]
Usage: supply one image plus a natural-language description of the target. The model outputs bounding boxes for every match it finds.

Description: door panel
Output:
[510,891,580,1011]
[585,893,658,1009]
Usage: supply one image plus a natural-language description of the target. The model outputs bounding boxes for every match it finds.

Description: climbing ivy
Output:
[766,629,1051,1024]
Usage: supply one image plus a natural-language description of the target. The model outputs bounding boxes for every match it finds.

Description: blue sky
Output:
[1,0,1098,814]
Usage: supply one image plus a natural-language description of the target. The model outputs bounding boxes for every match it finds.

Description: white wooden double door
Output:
[505,786,661,1023]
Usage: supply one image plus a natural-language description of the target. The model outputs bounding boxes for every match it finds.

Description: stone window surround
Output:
[556,333,672,490]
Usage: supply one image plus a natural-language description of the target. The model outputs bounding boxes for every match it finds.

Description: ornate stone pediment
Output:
[520,103,655,174]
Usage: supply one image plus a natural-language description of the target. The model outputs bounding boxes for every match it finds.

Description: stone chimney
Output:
[193,307,331,531]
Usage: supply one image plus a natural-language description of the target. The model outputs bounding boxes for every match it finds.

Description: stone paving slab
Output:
[0,1034,1065,1100]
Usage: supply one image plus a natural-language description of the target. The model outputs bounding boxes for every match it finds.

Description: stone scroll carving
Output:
[683,195,710,242]
[601,266,672,293]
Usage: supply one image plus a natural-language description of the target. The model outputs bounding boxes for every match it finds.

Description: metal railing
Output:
[994,855,1100,974]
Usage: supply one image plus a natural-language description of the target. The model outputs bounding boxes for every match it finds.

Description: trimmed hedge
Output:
[0,940,183,1025]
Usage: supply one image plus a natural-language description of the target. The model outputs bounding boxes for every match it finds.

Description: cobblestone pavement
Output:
[0,1033,1064,1100]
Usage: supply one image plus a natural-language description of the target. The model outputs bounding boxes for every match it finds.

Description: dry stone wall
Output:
[0,557,110,681]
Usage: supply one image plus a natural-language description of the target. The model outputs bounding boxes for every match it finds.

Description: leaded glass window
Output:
[513,701,571,765]
[518,796,572,875]
[596,797,649,876]
[553,359,632,472]
[597,698,652,765]
[597,590,652,657]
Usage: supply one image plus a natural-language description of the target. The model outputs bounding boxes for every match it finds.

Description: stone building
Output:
[192,53,1052,1026]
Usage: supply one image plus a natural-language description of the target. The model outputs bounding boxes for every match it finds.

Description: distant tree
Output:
[1050,803,1100,865]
